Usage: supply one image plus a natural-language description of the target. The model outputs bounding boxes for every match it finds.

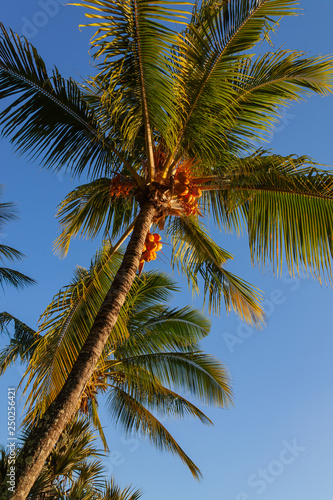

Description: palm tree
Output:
[1,1,333,496]
[0,187,35,291]
[1,245,231,478]
[1,416,142,499]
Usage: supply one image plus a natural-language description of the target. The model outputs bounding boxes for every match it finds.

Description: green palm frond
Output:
[0,24,129,179]
[120,270,210,346]
[0,244,25,262]
[74,1,189,168]
[120,305,211,356]
[166,215,264,325]
[0,186,36,291]
[225,50,333,150]
[123,270,179,312]
[0,312,37,375]
[104,358,214,424]
[0,193,16,227]
[0,268,35,290]
[101,478,142,500]
[23,244,125,418]
[204,151,333,280]
[106,386,202,479]
[54,178,138,256]
[28,415,106,498]
[118,350,232,407]
[167,0,300,166]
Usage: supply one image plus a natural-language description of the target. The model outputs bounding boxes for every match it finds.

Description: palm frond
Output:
[73,0,190,165]
[104,358,214,424]
[0,192,17,229]
[0,23,129,179]
[0,187,36,291]
[123,270,180,312]
[106,386,202,479]
[22,244,125,422]
[204,151,333,281]
[102,478,142,500]
[0,267,35,290]
[166,215,264,325]
[54,178,138,256]
[0,312,37,375]
[0,244,25,263]
[225,50,333,150]
[118,350,232,407]
[121,305,211,356]
[167,0,301,167]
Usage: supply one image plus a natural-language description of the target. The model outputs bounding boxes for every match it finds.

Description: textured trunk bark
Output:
[2,200,157,500]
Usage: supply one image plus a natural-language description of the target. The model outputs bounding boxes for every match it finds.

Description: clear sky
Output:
[0,1,333,499]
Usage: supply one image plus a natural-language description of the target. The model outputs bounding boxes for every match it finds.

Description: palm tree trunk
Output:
[3,199,157,500]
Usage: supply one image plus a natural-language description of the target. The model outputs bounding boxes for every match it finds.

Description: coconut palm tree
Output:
[1,244,231,478]
[0,187,35,291]
[1,1,333,496]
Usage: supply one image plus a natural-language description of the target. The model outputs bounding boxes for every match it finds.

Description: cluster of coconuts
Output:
[140,232,163,263]
[174,171,202,205]
[110,174,134,198]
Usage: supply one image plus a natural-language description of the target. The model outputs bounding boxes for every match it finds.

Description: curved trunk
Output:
[3,200,157,500]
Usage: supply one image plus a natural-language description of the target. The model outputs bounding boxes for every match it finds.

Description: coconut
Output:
[177,172,189,184]
[146,251,157,262]
[192,186,202,198]
[142,250,150,261]
[176,184,189,196]
[147,241,157,251]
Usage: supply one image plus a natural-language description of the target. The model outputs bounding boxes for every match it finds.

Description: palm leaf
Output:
[106,386,202,479]
[166,215,264,324]
[121,305,211,356]
[101,479,142,500]
[54,178,138,256]
[0,244,26,263]
[0,267,35,290]
[0,193,17,228]
[204,151,333,281]
[118,350,232,407]
[166,0,301,168]
[0,312,37,375]
[22,244,126,420]
[224,50,333,150]
[74,0,190,168]
[0,24,131,179]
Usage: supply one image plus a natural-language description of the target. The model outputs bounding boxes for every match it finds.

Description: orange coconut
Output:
[147,241,157,252]
[192,186,202,198]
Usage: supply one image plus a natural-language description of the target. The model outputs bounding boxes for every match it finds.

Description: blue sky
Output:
[1,1,333,499]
